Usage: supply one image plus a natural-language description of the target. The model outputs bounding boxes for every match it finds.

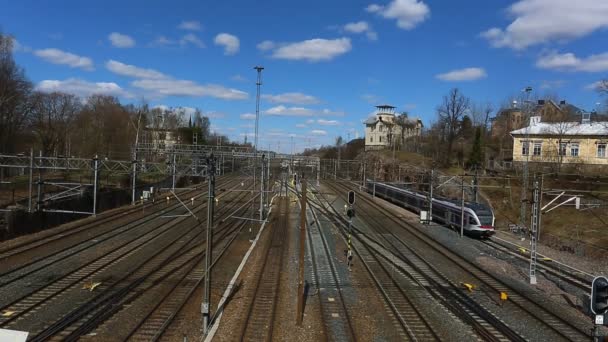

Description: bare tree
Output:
[0,33,32,154]
[437,88,470,165]
[599,79,608,108]
[30,91,80,156]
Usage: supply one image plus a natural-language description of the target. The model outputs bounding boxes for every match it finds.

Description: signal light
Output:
[346,208,355,218]
[591,276,608,315]
[348,191,355,205]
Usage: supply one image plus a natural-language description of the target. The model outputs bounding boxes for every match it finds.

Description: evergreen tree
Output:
[468,127,483,168]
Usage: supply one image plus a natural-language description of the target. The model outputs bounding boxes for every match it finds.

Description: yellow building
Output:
[511,116,608,171]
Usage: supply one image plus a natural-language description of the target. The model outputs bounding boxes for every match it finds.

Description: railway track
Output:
[483,236,593,293]
[326,180,592,341]
[0,181,221,280]
[239,195,288,342]
[305,184,443,341]
[305,193,356,341]
[123,194,252,341]
[0,181,214,262]
[0,177,253,339]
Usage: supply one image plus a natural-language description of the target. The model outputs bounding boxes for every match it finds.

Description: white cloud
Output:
[305,119,315,124]
[436,67,487,81]
[214,33,240,55]
[366,0,430,30]
[539,80,565,89]
[178,20,202,31]
[34,48,93,70]
[361,94,381,104]
[205,111,225,119]
[295,123,308,128]
[344,21,370,33]
[268,38,352,62]
[320,108,345,116]
[310,129,327,136]
[257,40,275,51]
[480,0,608,50]
[536,51,608,72]
[265,105,316,116]
[317,119,340,126]
[108,32,135,48]
[231,74,248,82]
[106,60,167,79]
[154,35,175,46]
[343,21,378,41]
[180,34,205,48]
[585,81,605,91]
[264,106,344,117]
[240,113,256,120]
[132,79,248,100]
[262,92,320,105]
[36,78,131,98]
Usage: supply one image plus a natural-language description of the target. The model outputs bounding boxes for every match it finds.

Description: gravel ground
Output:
[354,187,604,340]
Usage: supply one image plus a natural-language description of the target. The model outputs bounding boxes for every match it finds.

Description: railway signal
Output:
[591,276,608,316]
[348,190,355,205]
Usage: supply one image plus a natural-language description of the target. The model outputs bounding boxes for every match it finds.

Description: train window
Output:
[478,216,493,226]
[469,216,477,225]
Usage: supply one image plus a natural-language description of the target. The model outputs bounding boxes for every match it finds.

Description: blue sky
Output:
[2,0,608,153]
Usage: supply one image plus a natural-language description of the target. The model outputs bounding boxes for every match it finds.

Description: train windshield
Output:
[478,216,494,226]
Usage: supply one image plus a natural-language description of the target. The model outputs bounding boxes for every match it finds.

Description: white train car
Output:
[367,181,495,238]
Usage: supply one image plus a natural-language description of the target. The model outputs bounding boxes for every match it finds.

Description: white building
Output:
[364,105,422,151]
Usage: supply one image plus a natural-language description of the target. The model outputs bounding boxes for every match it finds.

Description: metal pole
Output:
[28,148,33,213]
[460,175,465,238]
[334,158,337,180]
[429,169,434,224]
[538,173,544,242]
[203,155,216,333]
[131,151,137,205]
[172,153,176,191]
[132,110,143,205]
[36,151,42,212]
[473,166,479,203]
[296,179,307,325]
[260,154,265,220]
[93,155,99,216]
[529,175,540,285]
[520,86,533,229]
[362,160,366,186]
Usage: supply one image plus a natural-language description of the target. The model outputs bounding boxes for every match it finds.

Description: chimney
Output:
[530,116,541,126]
[582,111,591,124]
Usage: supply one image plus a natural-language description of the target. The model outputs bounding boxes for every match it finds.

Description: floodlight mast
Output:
[254,66,264,221]
[520,86,533,229]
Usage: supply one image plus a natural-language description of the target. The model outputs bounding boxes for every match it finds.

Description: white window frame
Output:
[521,141,529,155]
[570,143,579,157]
[533,142,542,156]
[370,137,373,143]
[598,143,606,158]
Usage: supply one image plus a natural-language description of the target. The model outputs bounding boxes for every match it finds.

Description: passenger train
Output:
[366,180,495,238]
